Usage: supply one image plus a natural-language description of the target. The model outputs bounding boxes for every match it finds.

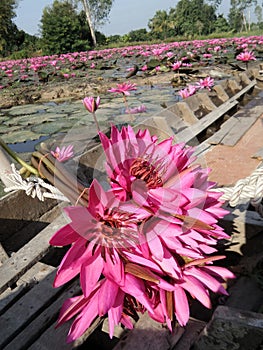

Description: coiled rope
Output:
[214,165,263,217]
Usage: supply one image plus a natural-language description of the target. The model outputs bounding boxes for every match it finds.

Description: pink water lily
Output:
[236,50,256,62]
[83,96,101,113]
[99,125,195,201]
[179,84,197,98]
[196,76,214,91]
[108,81,137,96]
[50,124,235,342]
[50,145,74,162]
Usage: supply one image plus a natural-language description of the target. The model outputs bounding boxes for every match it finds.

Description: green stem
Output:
[0,137,39,176]
[92,112,100,132]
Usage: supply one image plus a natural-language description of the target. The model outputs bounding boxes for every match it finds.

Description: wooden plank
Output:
[5,281,81,350]
[175,99,239,144]
[174,80,256,144]
[0,243,9,265]
[0,269,69,349]
[207,106,260,146]
[0,214,67,294]
[28,311,102,350]
[0,262,55,315]
[170,319,206,350]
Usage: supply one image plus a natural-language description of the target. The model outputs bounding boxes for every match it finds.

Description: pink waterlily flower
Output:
[50,145,74,162]
[83,96,100,113]
[99,125,195,201]
[50,179,152,293]
[125,104,147,114]
[179,84,197,99]
[236,50,256,62]
[108,81,137,96]
[196,76,214,91]
[50,125,235,342]
[171,60,182,71]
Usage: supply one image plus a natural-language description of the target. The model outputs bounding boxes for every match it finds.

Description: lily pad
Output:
[32,120,73,135]
[3,129,39,143]
[5,104,49,116]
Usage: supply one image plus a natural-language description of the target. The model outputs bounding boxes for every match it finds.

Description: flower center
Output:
[129,157,163,189]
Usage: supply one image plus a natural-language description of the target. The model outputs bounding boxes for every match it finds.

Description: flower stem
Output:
[92,112,100,132]
[0,137,39,176]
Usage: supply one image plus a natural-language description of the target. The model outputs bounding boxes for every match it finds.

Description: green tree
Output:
[40,0,91,55]
[171,0,217,37]
[214,14,230,32]
[228,0,258,32]
[0,0,18,56]
[148,10,176,39]
[71,0,114,46]
[127,29,148,42]
[254,3,263,24]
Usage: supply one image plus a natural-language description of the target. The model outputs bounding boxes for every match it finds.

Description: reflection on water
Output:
[7,135,50,153]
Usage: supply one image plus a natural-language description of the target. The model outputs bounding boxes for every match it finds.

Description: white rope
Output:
[213,166,263,217]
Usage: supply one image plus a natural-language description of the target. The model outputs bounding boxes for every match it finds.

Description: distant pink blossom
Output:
[141,64,148,71]
[236,50,256,62]
[171,60,182,71]
[51,145,74,162]
[196,76,214,91]
[108,82,137,96]
[179,84,197,98]
[125,104,147,114]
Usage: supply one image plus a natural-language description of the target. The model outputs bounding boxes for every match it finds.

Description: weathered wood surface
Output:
[5,281,80,350]
[174,79,257,144]
[0,214,67,294]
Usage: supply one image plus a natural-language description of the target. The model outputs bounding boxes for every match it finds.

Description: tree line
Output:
[1,0,262,58]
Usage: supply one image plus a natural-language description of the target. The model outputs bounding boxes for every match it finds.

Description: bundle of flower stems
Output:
[31,149,89,206]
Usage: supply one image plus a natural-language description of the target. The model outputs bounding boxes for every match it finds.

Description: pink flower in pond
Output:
[196,76,214,91]
[51,145,74,162]
[203,53,213,59]
[166,51,174,58]
[155,65,161,72]
[82,96,100,113]
[179,84,197,99]
[236,50,256,62]
[141,64,148,71]
[171,60,182,71]
[108,82,137,96]
[125,104,147,114]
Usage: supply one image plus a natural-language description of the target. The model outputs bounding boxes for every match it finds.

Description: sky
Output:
[14,0,231,37]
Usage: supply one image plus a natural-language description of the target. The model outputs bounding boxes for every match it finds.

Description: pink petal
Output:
[80,246,103,297]
[53,238,87,287]
[98,279,119,316]
[67,291,99,342]
[181,275,211,308]
[103,249,124,286]
[173,286,189,326]
[49,223,79,246]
